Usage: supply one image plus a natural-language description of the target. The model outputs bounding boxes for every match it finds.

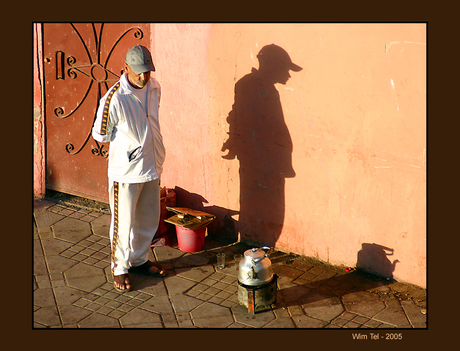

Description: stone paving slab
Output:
[33,198,427,329]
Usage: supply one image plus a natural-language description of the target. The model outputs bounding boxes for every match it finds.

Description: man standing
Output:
[92,45,167,292]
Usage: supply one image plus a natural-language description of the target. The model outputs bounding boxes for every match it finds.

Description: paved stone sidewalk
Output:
[33,198,426,329]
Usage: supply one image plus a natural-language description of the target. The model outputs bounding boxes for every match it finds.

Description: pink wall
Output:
[33,23,45,198]
[150,24,215,208]
[152,24,426,287]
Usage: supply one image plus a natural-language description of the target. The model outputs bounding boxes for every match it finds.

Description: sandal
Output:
[113,273,132,292]
[129,260,167,277]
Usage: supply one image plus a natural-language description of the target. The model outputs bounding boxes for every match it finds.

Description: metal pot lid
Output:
[244,248,266,259]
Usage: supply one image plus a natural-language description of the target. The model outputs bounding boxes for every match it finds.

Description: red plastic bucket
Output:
[175,225,206,252]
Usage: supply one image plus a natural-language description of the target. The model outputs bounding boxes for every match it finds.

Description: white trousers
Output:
[108,178,160,276]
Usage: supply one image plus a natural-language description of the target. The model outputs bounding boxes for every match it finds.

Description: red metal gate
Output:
[43,23,151,202]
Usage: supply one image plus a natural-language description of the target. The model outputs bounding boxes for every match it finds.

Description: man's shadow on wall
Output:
[221,44,302,247]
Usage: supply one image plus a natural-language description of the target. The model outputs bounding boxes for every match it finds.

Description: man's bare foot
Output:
[113,274,132,292]
[129,260,167,277]
[147,264,166,276]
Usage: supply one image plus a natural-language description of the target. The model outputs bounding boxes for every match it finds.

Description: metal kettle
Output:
[238,247,274,286]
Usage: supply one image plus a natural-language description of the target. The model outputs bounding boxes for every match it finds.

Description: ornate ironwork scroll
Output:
[54,23,144,157]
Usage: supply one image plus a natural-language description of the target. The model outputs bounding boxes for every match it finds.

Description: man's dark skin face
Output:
[124,64,151,89]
